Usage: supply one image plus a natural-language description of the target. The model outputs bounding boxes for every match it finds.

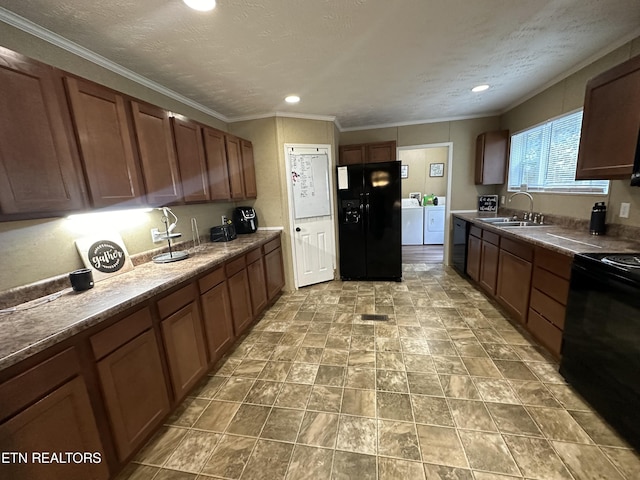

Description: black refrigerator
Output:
[337,161,401,281]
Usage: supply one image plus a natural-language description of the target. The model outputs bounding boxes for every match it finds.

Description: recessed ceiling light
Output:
[472,84,490,93]
[183,0,216,12]
[285,95,300,104]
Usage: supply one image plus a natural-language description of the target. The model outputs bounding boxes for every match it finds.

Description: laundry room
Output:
[399,145,449,261]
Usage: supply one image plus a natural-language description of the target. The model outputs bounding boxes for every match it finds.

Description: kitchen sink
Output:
[476,217,550,227]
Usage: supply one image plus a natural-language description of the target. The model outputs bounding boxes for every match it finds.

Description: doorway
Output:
[398,143,452,265]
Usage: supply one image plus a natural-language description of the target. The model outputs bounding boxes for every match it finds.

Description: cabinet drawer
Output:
[157,283,196,319]
[530,288,566,329]
[263,236,281,255]
[535,247,572,279]
[225,255,246,277]
[90,307,153,360]
[199,266,225,294]
[469,225,482,238]
[500,237,533,262]
[246,247,262,264]
[0,348,79,422]
[482,230,500,246]
[532,267,570,305]
[528,309,563,357]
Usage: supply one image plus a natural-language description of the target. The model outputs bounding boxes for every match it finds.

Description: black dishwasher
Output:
[452,217,469,275]
[560,252,640,451]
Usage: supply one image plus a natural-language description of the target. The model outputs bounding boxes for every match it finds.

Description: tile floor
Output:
[117,264,640,480]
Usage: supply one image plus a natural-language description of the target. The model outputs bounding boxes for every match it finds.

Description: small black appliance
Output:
[589,202,607,235]
[210,224,237,242]
[233,207,258,234]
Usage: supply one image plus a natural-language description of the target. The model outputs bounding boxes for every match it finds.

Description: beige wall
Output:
[499,37,640,225]
[230,117,337,291]
[399,147,449,199]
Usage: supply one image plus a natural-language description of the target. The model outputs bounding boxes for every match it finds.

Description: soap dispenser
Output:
[589,202,607,235]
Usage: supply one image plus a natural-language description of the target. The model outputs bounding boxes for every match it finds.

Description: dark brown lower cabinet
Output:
[0,375,108,480]
[247,248,268,316]
[226,255,253,336]
[496,249,533,324]
[95,324,170,462]
[199,268,235,365]
[161,302,208,402]
[264,245,285,301]
[479,240,499,294]
[466,232,482,282]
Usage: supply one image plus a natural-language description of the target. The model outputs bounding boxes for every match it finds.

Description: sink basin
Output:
[476,217,512,223]
[476,217,550,227]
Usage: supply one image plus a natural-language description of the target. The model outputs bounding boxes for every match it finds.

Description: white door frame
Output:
[397,142,454,265]
[284,143,336,289]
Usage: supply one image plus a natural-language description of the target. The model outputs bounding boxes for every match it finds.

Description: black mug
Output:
[69,268,94,292]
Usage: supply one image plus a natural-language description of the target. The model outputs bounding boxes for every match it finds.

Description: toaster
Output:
[210,224,237,242]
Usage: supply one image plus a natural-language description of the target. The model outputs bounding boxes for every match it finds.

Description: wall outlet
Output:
[500,196,505,205]
[620,202,630,218]
[221,215,228,225]
[150,228,163,243]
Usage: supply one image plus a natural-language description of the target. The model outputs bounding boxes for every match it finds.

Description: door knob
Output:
[295,227,301,232]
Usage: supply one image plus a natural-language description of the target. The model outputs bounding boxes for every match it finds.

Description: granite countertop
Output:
[0,230,281,371]
[454,212,640,256]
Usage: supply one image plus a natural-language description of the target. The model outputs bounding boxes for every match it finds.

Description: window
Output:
[508,110,609,194]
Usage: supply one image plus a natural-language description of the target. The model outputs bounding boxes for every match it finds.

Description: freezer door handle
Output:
[365,192,370,215]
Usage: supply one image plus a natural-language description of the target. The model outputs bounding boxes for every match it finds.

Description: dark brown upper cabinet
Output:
[0,48,87,217]
[65,77,146,208]
[241,139,258,199]
[130,101,183,206]
[202,127,232,201]
[575,54,640,180]
[338,141,397,165]
[475,130,508,185]
[171,117,210,203]
[225,134,245,199]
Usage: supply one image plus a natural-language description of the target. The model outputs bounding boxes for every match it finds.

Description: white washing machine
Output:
[424,196,446,244]
[401,198,424,245]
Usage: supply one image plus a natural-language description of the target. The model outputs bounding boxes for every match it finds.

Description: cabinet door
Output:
[201,281,235,363]
[0,376,109,480]
[367,141,397,163]
[479,241,499,294]
[0,49,87,215]
[172,117,210,203]
[97,329,170,462]
[466,234,482,282]
[497,249,532,324]
[161,302,208,401]
[339,145,365,165]
[225,134,245,199]
[575,54,640,179]
[227,269,253,336]
[130,101,182,206]
[264,247,285,301]
[65,77,145,208]
[240,139,257,199]
[475,131,508,185]
[247,258,268,316]
[202,127,231,200]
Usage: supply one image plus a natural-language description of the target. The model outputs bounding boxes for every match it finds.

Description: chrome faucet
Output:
[508,191,534,220]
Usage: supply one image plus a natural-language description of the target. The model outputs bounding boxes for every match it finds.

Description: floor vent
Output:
[361,314,389,321]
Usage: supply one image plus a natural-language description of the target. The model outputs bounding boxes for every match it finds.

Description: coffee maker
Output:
[233,207,258,234]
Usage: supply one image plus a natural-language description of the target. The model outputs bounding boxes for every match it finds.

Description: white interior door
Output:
[293,217,335,287]
[285,145,336,288]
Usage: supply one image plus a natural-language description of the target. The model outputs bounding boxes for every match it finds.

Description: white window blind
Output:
[508,110,609,194]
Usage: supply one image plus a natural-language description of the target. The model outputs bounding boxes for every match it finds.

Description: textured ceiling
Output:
[1,0,639,129]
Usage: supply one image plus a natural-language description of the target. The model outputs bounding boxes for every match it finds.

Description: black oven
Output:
[560,253,640,450]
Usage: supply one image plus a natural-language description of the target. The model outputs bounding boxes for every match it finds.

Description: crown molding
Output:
[0,7,229,123]
[339,112,502,132]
